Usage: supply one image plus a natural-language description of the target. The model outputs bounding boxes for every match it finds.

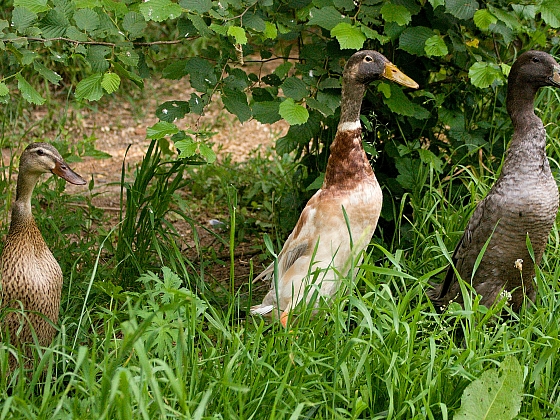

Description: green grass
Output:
[1,89,560,419]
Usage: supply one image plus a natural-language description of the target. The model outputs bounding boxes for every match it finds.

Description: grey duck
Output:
[428,50,560,311]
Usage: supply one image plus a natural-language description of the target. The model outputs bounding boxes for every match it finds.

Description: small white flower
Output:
[514,259,523,271]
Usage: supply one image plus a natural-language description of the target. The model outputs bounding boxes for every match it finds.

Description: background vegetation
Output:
[1,0,560,418]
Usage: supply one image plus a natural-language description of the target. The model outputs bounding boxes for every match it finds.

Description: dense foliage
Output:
[2,0,560,418]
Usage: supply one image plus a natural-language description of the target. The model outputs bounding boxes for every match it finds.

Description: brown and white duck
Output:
[428,50,560,311]
[1,142,86,369]
[251,50,419,326]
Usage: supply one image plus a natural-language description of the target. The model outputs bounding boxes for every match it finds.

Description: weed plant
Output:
[1,89,560,419]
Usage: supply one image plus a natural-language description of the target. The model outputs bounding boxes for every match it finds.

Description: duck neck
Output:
[322,81,373,190]
[10,170,41,230]
[503,83,547,172]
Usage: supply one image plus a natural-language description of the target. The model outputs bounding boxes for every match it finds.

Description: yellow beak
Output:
[383,62,419,89]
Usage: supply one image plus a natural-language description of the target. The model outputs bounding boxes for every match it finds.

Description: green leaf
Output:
[14,0,50,13]
[0,82,9,97]
[12,7,37,33]
[263,21,277,39]
[162,60,188,80]
[281,77,308,101]
[428,0,445,9]
[33,61,62,85]
[252,101,281,124]
[122,12,147,38]
[383,84,429,119]
[139,0,183,22]
[446,0,479,20]
[175,137,197,158]
[156,100,190,122]
[306,97,334,117]
[101,72,120,93]
[65,25,88,41]
[179,0,211,13]
[185,58,215,91]
[75,73,104,101]
[147,121,179,139]
[381,3,412,26]
[39,10,70,38]
[473,9,497,30]
[198,143,216,163]
[86,45,111,73]
[187,13,212,37]
[227,26,247,45]
[117,49,139,67]
[399,26,434,56]
[424,34,448,57]
[16,73,45,105]
[222,88,251,123]
[539,0,560,28]
[307,6,346,30]
[244,12,266,32]
[279,98,309,125]
[418,149,443,173]
[468,61,504,88]
[74,8,99,31]
[331,22,366,50]
[454,356,523,420]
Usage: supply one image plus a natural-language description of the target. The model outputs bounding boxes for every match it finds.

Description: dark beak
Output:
[52,160,87,185]
[382,62,419,89]
[550,64,560,87]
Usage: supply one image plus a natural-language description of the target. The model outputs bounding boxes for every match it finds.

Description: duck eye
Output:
[36,149,44,156]
[364,56,373,63]
[532,56,540,63]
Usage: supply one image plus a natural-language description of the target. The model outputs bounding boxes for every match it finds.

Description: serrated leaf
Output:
[147,121,179,139]
[263,21,277,39]
[399,26,434,56]
[117,49,139,67]
[252,101,281,124]
[446,0,479,20]
[39,10,69,38]
[101,72,120,93]
[383,84,429,119]
[306,97,333,117]
[33,61,62,85]
[179,0,211,13]
[139,0,183,23]
[281,77,308,101]
[279,98,309,125]
[539,0,560,28]
[16,74,45,105]
[74,8,99,31]
[222,88,251,123]
[198,143,216,163]
[86,45,110,72]
[65,25,88,41]
[187,13,212,37]
[122,12,147,38]
[454,356,523,420]
[307,6,345,31]
[418,149,443,173]
[12,7,37,33]
[227,26,247,45]
[14,0,50,13]
[176,137,197,158]
[381,3,412,26]
[162,60,188,80]
[468,61,504,88]
[75,0,100,8]
[428,0,445,9]
[473,9,497,30]
[424,34,448,57]
[244,12,266,32]
[156,100,190,122]
[331,22,366,50]
[75,73,104,101]
[0,82,9,96]
[185,57,215,91]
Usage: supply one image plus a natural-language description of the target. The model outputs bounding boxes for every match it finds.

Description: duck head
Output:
[344,50,419,88]
[509,50,560,89]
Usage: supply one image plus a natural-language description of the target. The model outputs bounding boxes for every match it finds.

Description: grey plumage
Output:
[428,50,560,311]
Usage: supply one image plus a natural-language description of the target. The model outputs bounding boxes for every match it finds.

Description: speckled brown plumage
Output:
[428,51,560,311]
[1,143,86,371]
[250,51,418,326]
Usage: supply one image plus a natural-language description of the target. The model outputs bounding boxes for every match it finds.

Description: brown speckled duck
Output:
[1,143,86,368]
[429,51,560,311]
[251,50,418,326]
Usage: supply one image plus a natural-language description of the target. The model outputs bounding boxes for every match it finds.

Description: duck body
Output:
[251,51,418,326]
[429,50,560,311]
[1,143,86,367]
